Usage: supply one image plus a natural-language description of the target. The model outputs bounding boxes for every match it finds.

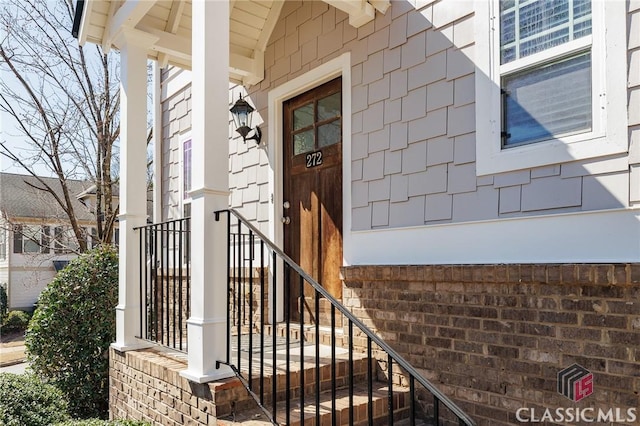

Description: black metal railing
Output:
[135,218,190,352]
[215,209,475,426]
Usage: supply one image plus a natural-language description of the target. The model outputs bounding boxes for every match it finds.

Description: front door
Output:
[283,77,343,321]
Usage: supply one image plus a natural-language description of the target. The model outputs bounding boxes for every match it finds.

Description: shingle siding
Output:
[160,75,191,221]
[160,0,635,233]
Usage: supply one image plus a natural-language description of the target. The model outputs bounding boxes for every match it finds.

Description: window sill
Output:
[476,132,628,176]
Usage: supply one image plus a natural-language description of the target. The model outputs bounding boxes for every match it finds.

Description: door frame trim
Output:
[267,52,352,264]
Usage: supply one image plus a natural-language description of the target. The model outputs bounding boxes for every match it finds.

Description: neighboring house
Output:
[74,1,639,425]
[0,173,105,310]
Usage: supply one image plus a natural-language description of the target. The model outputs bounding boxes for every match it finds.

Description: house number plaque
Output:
[305,151,323,168]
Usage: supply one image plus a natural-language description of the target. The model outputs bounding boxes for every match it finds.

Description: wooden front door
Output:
[283,77,343,320]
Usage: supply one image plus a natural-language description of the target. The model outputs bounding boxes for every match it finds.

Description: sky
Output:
[0,28,55,177]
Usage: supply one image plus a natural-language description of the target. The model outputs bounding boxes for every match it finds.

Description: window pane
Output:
[317,92,341,121]
[318,121,341,148]
[293,130,314,155]
[503,52,591,146]
[23,226,41,253]
[500,0,592,64]
[519,28,569,59]
[293,103,314,130]
[519,1,570,40]
[24,240,40,253]
[13,225,22,254]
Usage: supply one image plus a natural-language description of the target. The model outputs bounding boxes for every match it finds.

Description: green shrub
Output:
[26,245,119,419]
[55,420,150,426]
[1,310,30,333]
[0,284,7,323]
[0,373,70,426]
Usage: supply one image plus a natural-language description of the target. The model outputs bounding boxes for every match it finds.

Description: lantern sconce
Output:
[230,94,262,144]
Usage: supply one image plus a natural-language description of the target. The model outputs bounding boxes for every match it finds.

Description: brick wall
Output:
[342,264,640,426]
[110,347,253,426]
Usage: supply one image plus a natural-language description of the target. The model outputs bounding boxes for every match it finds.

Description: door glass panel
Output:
[318,121,341,147]
[293,130,314,155]
[317,92,341,121]
[293,103,314,130]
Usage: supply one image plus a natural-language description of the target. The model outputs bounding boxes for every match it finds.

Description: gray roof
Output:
[0,173,95,221]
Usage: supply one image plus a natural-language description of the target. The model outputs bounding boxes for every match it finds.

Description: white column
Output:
[180,0,233,383]
[112,30,157,352]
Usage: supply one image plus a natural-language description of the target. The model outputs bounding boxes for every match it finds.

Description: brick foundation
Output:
[109,263,640,425]
[109,348,253,426]
[341,264,640,426]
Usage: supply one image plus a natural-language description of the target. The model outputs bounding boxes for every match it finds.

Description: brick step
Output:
[218,380,414,426]
[236,343,370,406]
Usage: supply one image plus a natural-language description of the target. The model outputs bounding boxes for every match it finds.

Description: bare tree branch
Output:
[0,0,130,250]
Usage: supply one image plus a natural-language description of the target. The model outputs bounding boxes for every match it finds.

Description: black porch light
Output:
[230,94,261,144]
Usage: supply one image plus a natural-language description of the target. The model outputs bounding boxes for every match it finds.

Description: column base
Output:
[179,365,234,384]
[111,340,154,353]
[182,316,233,382]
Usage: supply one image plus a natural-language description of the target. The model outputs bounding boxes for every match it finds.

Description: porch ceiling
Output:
[76,0,390,86]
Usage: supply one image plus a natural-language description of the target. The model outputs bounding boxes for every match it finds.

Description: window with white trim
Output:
[181,134,192,218]
[12,225,50,254]
[0,228,6,260]
[51,226,79,254]
[475,0,627,175]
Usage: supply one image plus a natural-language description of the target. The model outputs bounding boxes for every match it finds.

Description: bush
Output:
[0,284,7,323]
[55,420,150,426]
[0,373,71,425]
[1,310,30,333]
[26,245,119,419]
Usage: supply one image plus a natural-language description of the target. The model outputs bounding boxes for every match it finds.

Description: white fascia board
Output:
[348,209,640,265]
[77,0,94,46]
[256,1,285,52]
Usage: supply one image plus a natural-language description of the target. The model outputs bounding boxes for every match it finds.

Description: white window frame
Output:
[0,228,6,260]
[179,131,193,217]
[474,0,627,176]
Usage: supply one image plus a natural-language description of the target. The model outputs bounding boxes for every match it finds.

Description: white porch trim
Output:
[349,208,640,265]
[179,0,233,383]
[112,29,156,352]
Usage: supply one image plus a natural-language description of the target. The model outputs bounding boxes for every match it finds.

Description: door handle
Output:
[281,216,291,225]
[283,201,290,209]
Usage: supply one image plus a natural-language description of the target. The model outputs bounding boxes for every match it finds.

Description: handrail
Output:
[215,208,475,426]
[133,216,191,230]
